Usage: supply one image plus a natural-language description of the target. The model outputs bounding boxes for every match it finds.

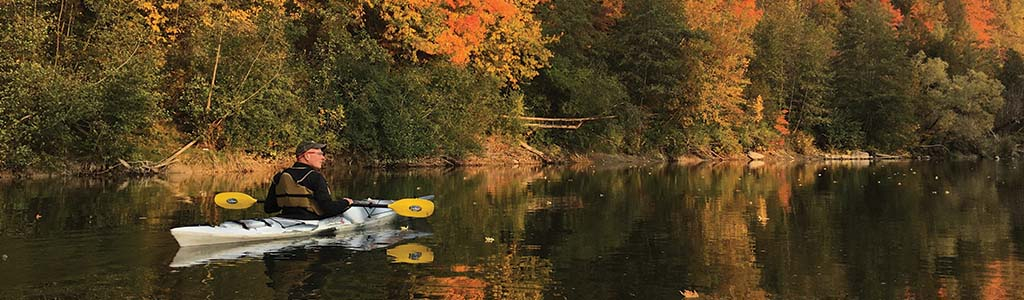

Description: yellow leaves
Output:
[751,95,764,123]
[137,1,166,33]
[683,0,762,127]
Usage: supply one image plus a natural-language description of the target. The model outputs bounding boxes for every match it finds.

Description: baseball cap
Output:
[295,141,327,157]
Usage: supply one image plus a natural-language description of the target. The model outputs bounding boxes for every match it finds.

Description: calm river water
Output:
[1,160,1023,299]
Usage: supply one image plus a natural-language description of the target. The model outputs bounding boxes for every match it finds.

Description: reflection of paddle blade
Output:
[387,243,434,264]
[214,192,259,209]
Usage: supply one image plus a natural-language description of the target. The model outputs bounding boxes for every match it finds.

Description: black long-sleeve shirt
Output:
[264,162,350,220]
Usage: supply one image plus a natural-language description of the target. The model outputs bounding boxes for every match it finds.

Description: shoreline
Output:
[3,136,1016,178]
[0,150,977,179]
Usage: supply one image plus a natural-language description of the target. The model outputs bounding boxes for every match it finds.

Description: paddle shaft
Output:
[253,199,390,208]
[214,192,435,218]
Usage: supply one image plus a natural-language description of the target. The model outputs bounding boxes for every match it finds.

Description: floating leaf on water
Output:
[484,237,495,243]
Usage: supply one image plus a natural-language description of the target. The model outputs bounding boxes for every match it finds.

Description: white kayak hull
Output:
[171,203,398,247]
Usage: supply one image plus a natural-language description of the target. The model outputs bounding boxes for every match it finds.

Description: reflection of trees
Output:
[411,241,553,299]
[0,172,280,299]
[5,161,1024,298]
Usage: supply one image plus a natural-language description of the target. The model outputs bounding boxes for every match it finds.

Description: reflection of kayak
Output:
[171,199,399,247]
[169,228,432,267]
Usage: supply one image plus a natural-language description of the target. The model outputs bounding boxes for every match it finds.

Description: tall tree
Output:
[912,53,1004,154]
[936,0,1000,74]
[523,0,633,152]
[829,0,916,151]
[681,0,762,130]
[748,0,834,144]
[996,49,1024,135]
[989,0,1024,53]
[607,0,696,155]
[149,0,317,153]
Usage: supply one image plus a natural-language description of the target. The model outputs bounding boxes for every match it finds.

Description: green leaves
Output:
[0,1,163,170]
[831,0,917,152]
[912,54,1004,154]
[340,62,505,161]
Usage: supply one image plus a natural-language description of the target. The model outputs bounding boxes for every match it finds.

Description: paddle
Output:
[213,192,435,218]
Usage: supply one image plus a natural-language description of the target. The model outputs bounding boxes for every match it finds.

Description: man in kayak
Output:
[264,141,354,220]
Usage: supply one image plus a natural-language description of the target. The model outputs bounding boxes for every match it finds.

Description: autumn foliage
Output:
[1,0,1023,171]
[367,0,551,86]
[961,0,996,48]
[682,0,762,128]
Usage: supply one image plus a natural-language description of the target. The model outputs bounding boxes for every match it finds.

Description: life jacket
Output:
[274,169,323,216]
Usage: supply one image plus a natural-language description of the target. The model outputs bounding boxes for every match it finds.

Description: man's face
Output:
[300,149,326,169]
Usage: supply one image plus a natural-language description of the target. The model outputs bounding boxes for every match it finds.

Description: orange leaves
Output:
[962,0,996,48]
[774,109,790,136]
[595,0,625,30]
[731,0,761,21]
[370,0,551,86]
[909,1,944,33]
[395,0,520,64]
[880,0,904,29]
[439,12,488,64]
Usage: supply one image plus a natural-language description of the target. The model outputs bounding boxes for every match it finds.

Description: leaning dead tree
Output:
[504,115,617,162]
[99,139,199,175]
[508,115,617,129]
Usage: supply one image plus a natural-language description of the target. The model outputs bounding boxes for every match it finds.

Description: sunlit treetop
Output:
[365,0,552,87]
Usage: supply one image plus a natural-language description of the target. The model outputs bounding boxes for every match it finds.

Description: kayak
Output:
[171,199,400,247]
[169,228,433,267]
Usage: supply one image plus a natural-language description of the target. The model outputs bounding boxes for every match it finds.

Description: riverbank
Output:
[2,136,1017,179]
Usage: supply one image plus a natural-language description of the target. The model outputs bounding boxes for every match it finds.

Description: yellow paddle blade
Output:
[214,192,259,209]
[389,198,435,218]
[387,243,434,264]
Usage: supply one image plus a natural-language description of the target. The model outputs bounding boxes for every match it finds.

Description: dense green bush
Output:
[0,1,162,170]
[341,62,506,161]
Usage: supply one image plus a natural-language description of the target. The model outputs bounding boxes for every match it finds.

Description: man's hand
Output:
[343,197,353,204]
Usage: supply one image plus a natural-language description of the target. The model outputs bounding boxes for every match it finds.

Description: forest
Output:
[1,0,1022,171]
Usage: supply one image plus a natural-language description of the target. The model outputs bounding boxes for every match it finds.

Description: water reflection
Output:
[169,228,433,267]
[0,160,1022,299]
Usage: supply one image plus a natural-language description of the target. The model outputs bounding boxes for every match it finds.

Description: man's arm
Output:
[264,172,282,214]
[308,172,350,217]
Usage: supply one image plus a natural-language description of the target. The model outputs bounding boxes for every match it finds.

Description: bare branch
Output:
[504,115,616,122]
[523,123,583,129]
[90,42,142,86]
[206,36,223,112]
